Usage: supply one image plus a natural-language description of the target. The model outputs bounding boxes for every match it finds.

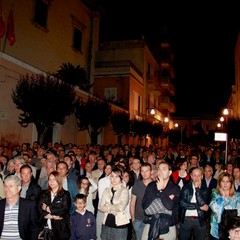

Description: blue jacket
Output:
[67,178,78,214]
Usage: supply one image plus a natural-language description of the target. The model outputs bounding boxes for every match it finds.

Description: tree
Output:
[150,122,163,145]
[12,74,76,144]
[130,119,152,145]
[55,62,92,92]
[75,96,112,144]
[110,111,130,145]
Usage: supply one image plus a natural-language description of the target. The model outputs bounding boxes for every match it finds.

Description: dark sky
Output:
[99,1,240,117]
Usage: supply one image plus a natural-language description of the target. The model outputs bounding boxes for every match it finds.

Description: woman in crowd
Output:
[122,169,134,240]
[98,166,129,240]
[77,176,97,214]
[213,163,224,180]
[228,217,240,240]
[209,172,240,240]
[4,159,15,178]
[38,171,71,240]
[96,162,113,240]
[171,158,190,189]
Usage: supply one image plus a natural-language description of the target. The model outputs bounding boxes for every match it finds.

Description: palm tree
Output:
[55,62,92,92]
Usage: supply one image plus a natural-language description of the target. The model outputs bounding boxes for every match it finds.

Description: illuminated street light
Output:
[164,117,169,123]
[217,122,223,132]
[220,117,224,123]
[174,122,183,143]
[150,109,155,115]
[222,108,230,164]
[223,108,229,116]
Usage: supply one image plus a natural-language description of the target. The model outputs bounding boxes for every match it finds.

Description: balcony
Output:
[147,74,161,92]
[160,76,175,96]
[159,96,176,113]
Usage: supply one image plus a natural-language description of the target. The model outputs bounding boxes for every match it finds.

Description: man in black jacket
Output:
[142,162,180,240]
[20,164,42,201]
[179,167,209,240]
[0,175,40,239]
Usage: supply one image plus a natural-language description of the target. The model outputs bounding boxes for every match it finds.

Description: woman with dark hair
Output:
[122,169,134,240]
[228,217,240,240]
[171,158,190,189]
[210,172,240,240]
[77,176,97,214]
[38,171,71,240]
[99,166,129,240]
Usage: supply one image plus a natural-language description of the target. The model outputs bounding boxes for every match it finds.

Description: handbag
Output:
[38,225,54,240]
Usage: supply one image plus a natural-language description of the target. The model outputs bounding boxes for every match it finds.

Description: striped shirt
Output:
[0,202,21,240]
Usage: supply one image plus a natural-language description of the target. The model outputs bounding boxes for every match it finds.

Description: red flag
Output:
[7,8,15,46]
[0,0,6,38]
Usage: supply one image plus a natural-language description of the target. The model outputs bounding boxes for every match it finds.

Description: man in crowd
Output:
[20,165,42,201]
[57,161,78,214]
[130,163,152,240]
[179,167,209,240]
[142,162,180,240]
[0,175,40,239]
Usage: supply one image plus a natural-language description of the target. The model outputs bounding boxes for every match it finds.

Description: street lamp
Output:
[150,109,155,115]
[221,109,230,164]
[146,108,155,120]
[174,123,183,143]
[217,122,223,132]
[164,117,169,123]
[223,108,229,116]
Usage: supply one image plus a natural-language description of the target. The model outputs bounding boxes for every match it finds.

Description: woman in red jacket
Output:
[171,158,190,189]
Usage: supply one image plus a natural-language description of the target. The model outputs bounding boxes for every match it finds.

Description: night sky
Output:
[99,1,240,117]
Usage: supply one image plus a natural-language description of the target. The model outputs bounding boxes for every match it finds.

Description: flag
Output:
[0,0,5,38]
[7,8,15,46]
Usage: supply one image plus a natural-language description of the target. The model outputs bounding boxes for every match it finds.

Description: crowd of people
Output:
[0,141,240,240]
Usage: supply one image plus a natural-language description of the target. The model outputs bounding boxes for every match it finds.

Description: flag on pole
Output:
[7,8,15,46]
[0,0,6,38]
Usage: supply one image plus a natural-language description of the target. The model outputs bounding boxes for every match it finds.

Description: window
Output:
[71,15,86,52]
[73,28,82,52]
[133,91,142,116]
[104,88,117,101]
[34,0,48,29]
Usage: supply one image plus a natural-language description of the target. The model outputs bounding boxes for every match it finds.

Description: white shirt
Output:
[185,183,198,217]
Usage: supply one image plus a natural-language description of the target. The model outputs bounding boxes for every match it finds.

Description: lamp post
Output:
[217,122,223,132]
[146,108,155,120]
[222,108,230,164]
[174,123,183,144]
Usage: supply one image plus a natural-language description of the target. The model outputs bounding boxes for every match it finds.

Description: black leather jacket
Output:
[179,181,209,226]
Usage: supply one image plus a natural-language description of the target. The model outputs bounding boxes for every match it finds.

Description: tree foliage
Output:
[75,96,112,144]
[55,62,92,92]
[111,111,130,145]
[12,74,76,144]
[130,119,152,145]
[111,111,130,135]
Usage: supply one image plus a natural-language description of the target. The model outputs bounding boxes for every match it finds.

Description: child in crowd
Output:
[71,194,96,240]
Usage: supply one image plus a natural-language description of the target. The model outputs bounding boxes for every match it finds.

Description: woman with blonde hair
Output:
[209,172,240,240]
